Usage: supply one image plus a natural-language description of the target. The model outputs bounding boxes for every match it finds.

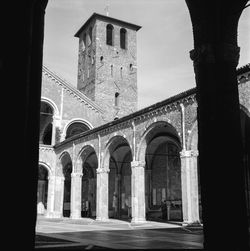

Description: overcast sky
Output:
[43,0,250,109]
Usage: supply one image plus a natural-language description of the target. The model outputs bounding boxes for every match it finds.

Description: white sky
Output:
[43,0,250,109]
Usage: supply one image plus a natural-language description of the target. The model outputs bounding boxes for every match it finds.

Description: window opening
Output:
[106,24,114,46]
[120,28,127,49]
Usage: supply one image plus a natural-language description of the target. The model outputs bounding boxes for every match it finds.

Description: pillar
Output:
[131,161,146,223]
[45,175,55,218]
[180,150,200,225]
[185,1,249,249]
[96,168,109,221]
[70,172,82,219]
[52,176,65,218]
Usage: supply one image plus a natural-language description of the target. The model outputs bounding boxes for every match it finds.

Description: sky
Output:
[43,0,250,109]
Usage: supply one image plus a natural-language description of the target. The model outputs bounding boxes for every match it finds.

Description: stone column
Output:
[131,161,146,223]
[52,176,65,218]
[45,175,55,218]
[180,150,200,225]
[96,168,109,221]
[70,172,83,219]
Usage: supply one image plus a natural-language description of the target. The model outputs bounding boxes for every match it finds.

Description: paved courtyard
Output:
[35,216,203,249]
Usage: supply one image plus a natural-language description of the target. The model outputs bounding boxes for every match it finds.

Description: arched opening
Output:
[65,122,90,139]
[141,122,182,222]
[79,146,98,218]
[40,101,54,145]
[61,153,72,217]
[106,24,114,46]
[107,136,132,220]
[240,108,250,225]
[120,28,127,49]
[37,164,49,215]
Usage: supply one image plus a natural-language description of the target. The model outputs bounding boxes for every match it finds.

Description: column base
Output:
[131,217,146,224]
[70,212,81,219]
[95,217,109,222]
[45,211,62,219]
[182,220,202,227]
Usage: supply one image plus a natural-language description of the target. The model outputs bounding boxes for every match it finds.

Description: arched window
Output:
[106,24,114,46]
[65,122,90,139]
[120,28,127,49]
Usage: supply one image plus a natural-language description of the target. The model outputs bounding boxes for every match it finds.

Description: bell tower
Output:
[74,13,141,122]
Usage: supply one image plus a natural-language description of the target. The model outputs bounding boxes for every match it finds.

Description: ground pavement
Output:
[35,216,204,250]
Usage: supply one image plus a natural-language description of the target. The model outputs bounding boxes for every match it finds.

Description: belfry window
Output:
[120,28,127,49]
[106,24,114,46]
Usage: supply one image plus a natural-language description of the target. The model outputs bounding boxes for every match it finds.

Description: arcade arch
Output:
[104,136,133,220]
[138,121,182,221]
[37,163,50,215]
[77,145,98,218]
[60,152,72,217]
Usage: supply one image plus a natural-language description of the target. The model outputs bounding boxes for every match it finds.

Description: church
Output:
[38,12,250,225]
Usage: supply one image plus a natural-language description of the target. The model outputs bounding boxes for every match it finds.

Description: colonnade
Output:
[42,149,200,225]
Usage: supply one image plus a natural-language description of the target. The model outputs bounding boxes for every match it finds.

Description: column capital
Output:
[190,43,240,66]
[56,176,65,181]
[71,172,83,178]
[47,175,56,180]
[131,160,146,168]
[180,150,199,158]
[96,168,109,174]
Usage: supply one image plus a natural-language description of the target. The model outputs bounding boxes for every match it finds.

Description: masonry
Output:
[38,12,250,225]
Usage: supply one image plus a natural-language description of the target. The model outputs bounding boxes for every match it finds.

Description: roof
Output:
[54,63,249,148]
[42,65,104,113]
[236,63,250,75]
[74,12,142,37]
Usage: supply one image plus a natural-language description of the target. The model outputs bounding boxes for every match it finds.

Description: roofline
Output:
[42,65,104,113]
[74,12,142,38]
[236,63,250,75]
[54,87,196,149]
[54,63,250,149]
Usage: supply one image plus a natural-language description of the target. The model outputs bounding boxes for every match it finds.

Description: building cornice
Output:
[74,12,142,38]
[42,65,104,113]
[54,63,249,149]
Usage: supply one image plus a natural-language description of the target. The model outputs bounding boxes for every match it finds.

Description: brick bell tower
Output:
[74,13,141,122]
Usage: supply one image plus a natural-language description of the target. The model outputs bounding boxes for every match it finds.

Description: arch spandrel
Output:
[187,120,198,151]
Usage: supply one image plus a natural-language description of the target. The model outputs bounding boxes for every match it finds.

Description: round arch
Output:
[137,121,181,162]
[77,145,98,218]
[62,118,93,140]
[37,163,50,215]
[59,151,72,217]
[76,144,98,173]
[41,96,60,117]
[102,135,133,170]
[38,161,52,177]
